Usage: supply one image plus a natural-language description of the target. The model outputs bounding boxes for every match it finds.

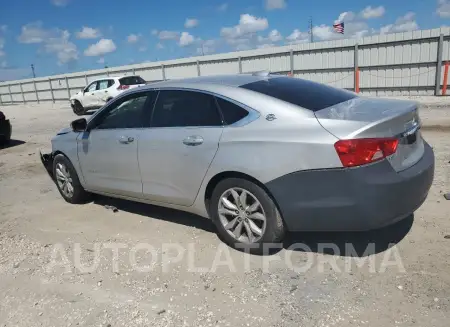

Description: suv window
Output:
[108,79,115,87]
[86,82,97,92]
[151,90,222,128]
[240,77,357,111]
[95,93,152,129]
[97,80,109,90]
[119,76,146,85]
[215,97,249,125]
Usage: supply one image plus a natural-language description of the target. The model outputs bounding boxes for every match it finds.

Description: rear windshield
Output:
[240,77,357,111]
[119,76,146,85]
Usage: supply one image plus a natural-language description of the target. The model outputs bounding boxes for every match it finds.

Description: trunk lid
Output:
[315,97,423,172]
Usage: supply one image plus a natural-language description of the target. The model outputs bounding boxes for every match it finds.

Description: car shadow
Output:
[93,196,216,233]
[283,214,414,257]
[92,195,413,257]
[0,139,26,150]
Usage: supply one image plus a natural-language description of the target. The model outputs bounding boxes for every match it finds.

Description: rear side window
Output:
[108,79,115,87]
[119,76,146,85]
[240,77,357,111]
[97,80,109,90]
[215,97,248,125]
[151,90,222,128]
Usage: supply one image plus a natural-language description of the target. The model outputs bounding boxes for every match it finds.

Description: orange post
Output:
[355,68,360,94]
[442,62,449,96]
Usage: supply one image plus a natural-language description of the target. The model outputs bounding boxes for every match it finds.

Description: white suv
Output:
[70,75,146,115]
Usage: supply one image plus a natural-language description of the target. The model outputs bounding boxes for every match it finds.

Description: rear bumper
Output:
[0,119,11,140]
[266,141,435,232]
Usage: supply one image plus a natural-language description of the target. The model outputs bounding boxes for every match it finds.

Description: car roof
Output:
[143,73,280,90]
[91,75,141,82]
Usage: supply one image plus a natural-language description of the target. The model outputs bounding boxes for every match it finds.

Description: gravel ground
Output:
[0,99,450,327]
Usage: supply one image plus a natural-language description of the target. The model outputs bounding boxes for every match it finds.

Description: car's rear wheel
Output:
[53,154,91,204]
[73,101,85,116]
[210,178,285,253]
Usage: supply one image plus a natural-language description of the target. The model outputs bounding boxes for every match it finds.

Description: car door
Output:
[83,81,98,108]
[95,79,112,105]
[77,91,155,198]
[138,89,224,206]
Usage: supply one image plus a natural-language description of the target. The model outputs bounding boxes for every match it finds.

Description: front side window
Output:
[94,93,151,129]
[86,82,97,92]
[97,80,109,90]
[151,90,222,128]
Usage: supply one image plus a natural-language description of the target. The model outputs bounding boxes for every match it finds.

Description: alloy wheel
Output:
[217,188,267,243]
[55,163,74,198]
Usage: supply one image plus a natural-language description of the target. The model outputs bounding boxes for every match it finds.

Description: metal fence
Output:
[1,27,450,106]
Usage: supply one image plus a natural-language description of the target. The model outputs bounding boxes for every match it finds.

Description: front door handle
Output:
[118,136,134,144]
[183,135,203,146]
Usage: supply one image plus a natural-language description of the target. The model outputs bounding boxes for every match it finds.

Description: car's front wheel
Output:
[210,178,285,253]
[53,154,91,204]
[72,100,85,116]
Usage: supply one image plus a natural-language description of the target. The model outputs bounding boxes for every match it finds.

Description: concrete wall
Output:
[2,27,450,105]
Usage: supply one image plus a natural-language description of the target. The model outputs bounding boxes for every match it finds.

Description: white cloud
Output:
[197,39,217,55]
[158,30,179,40]
[97,57,105,64]
[437,0,450,18]
[127,34,139,44]
[156,43,164,49]
[218,3,228,11]
[337,11,356,23]
[51,0,69,6]
[268,29,282,42]
[185,18,199,28]
[151,29,158,36]
[18,21,51,43]
[84,39,116,56]
[44,30,78,65]
[380,12,419,34]
[18,22,78,64]
[265,0,286,10]
[179,32,194,47]
[361,6,385,19]
[76,26,101,39]
[257,43,275,49]
[286,29,309,44]
[221,14,269,39]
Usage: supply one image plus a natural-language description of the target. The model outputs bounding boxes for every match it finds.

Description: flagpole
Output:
[309,17,314,43]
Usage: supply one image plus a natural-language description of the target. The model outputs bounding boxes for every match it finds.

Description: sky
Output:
[0,0,449,81]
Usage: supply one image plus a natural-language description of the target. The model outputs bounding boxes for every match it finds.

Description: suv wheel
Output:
[73,101,85,116]
[53,154,91,204]
[210,178,285,253]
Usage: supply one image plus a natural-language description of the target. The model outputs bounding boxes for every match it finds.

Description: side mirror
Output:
[71,118,87,132]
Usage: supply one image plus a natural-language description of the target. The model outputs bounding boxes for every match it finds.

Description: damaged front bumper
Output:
[39,150,55,180]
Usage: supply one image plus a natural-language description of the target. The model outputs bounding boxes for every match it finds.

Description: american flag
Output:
[333,22,344,34]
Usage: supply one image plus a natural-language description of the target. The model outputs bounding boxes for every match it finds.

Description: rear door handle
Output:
[118,136,134,144]
[183,135,203,146]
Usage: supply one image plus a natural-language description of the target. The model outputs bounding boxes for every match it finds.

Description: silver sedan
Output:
[40,73,434,252]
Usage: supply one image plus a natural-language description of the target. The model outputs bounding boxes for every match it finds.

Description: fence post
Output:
[49,78,55,103]
[65,76,71,100]
[84,74,88,86]
[354,43,359,93]
[435,34,444,96]
[0,90,3,106]
[290,49,294,76]
[19,83,25,103]
[442,62,449,96]
[8,84,12,104]
[132,68,136,75]
[238,56,242,73]
[161,64,166,80]
[32,80,39,103]
[196,60,201,76]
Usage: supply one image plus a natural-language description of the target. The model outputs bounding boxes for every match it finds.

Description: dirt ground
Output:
[0,99,449,327]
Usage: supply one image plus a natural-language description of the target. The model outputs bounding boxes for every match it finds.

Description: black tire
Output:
[52,154,91,204]
[210,178,285,254]
[73,100,85,116]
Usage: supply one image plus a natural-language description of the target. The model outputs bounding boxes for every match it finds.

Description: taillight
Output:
[334,138,399,167]
[117,85,129,90]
